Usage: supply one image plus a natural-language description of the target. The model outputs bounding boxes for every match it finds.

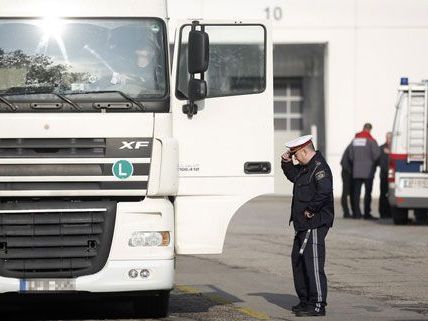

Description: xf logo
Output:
[119,141,149,150]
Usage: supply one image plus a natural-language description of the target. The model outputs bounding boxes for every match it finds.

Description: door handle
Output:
[244,162,271,174]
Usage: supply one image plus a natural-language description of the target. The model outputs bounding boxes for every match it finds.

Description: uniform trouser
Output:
[379,173,391,218]
[352,178,373,217]
[291,226,329,308]
[341,169,353,216]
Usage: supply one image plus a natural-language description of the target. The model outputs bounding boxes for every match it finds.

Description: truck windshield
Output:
[0,18,167,111]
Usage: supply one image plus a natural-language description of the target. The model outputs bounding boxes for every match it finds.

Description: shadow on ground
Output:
[248,292,297,311]
[0,286,247,321]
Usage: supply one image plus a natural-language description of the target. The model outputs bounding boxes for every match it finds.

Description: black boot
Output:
[292,302,307,313]
[295,305,326,317]
[363,213,378,220]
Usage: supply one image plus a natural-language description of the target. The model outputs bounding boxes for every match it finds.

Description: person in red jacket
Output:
[347,123,381,219]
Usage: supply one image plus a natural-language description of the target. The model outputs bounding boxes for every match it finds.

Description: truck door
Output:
[171,21,274,254]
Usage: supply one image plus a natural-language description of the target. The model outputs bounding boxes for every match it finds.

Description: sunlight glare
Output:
[39,17,64,38]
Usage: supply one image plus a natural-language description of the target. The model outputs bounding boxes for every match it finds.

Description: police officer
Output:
[281,135,334,317]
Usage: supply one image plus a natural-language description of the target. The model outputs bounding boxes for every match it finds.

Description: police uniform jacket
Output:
[282,151,334,231]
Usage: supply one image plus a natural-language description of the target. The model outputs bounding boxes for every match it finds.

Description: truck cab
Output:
[0,0,274,317]
[389,79,428,225]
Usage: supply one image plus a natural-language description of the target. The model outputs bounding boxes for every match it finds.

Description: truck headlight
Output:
[128,231,170,247]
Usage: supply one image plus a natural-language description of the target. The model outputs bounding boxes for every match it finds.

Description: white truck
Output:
[389,78,428,225]
[0,0,274,317]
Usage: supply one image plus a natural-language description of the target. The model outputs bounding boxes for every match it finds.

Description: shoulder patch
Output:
[315,170,326,181]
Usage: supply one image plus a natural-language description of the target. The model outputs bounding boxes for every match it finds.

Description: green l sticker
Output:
[112,160,134,179]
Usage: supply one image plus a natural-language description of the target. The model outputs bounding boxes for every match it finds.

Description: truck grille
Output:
[0,201,116,278]
[0,138,106,158]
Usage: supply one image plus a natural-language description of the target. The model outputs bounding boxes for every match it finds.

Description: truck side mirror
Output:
[183,24,209,118]
[188,78,207,101]
[188,30,209,74]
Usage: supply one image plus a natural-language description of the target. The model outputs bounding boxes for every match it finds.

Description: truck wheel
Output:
[414,209,428,225]
[133,290,170,318]
[391,206,408,225]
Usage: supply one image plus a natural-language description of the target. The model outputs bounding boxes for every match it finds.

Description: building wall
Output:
[168,0,428,198]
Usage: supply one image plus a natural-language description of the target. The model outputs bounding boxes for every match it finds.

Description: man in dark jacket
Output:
[281,135,334,317]
[348,123,380,219]
[340,143,353,218]
[378,132,392,218]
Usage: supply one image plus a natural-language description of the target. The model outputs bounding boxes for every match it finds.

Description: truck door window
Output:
[176,24,266,99]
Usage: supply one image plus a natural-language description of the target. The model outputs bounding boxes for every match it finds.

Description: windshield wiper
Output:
[54,92,80,111]
[1,90,80,111]
[67,90,145,111]
[0,96,18,112]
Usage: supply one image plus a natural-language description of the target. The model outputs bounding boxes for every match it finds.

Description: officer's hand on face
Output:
[281,151,292,162]
[304,210,314,219]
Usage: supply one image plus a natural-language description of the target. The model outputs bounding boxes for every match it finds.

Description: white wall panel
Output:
[355,28,428,141]
[357,0,428,27]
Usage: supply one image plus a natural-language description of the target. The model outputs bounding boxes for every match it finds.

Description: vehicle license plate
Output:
[20,279,75,291]
[400,178,428,189]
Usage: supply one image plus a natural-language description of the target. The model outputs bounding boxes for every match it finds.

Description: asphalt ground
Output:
[175,196,428,321]
[1,196,427,321]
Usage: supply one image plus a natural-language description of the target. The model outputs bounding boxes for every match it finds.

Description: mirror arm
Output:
[191,20,199,31]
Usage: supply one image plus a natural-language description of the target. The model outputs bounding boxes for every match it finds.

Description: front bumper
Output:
[389,174,428,208]
[389,194,428,208]
[389,185,428,208]
[0,259,174,294]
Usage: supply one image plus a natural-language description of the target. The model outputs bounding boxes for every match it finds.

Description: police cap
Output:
[285,135,313,155]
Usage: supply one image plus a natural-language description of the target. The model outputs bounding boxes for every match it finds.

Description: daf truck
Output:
[0,0,274,317]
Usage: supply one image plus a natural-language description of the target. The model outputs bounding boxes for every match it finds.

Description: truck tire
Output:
[391,206,408,225]
[133,290,170,318]
[414,209,428,225]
